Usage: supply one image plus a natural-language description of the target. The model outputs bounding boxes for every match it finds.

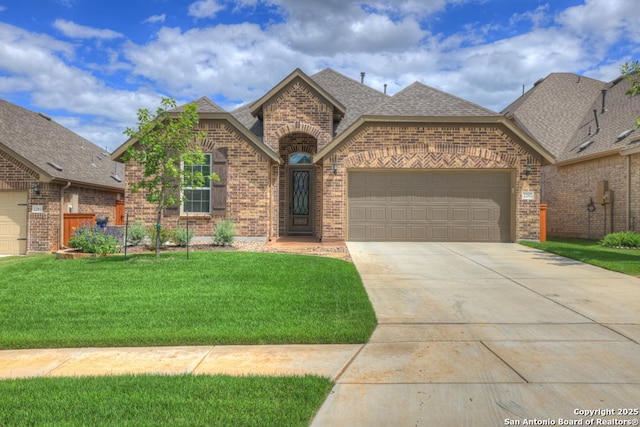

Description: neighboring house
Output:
[113,68,553,243]
[0,99,125,255]
[502,74,640,239]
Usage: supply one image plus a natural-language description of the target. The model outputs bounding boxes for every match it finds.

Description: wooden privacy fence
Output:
[63,213,96,246]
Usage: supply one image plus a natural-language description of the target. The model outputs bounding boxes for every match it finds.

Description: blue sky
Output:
[0,0,638,151]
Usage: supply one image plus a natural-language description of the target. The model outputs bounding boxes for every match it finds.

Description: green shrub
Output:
[68,225,121,255]
[147,226,175,250]
[600,231,640,248]
[213,219,236,246]
[174,225,195,247]
[126,222,147,246]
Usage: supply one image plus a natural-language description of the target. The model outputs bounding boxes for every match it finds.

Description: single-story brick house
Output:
[113,68,554,242]
[0,99,125,255]
[502,73,640,239]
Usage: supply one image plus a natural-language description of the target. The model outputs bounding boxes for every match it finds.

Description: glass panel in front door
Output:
[292,170,309,215]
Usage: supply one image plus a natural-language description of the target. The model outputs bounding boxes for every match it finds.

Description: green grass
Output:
[0,252,376,349]
[520,238,640,276]
[0,374,333,426]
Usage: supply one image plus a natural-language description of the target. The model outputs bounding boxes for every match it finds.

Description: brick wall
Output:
[542,153,639,238]
[321,122,541,241]
[124,119,272,238]
[262,80,334,151]
[1,148,122,253]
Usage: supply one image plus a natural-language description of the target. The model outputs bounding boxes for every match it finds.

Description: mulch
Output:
[122,240,352,261]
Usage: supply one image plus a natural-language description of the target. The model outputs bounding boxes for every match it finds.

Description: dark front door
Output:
[288,167,313,234]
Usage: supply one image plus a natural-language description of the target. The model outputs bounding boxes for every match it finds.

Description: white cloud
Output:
[0,6,6,12]
[557,0,640,45]
[124,24,305,101]
[188,0,225,19]
[1,1,638,151]
[143,14,166,24]
[53,19,124,40]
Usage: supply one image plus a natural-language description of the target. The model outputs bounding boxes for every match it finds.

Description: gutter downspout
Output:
[59,181,71,249]
[628,155,631,231]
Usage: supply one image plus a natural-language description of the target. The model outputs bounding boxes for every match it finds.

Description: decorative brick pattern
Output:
[541,153,639,238]
[262,81,334,151]
[321,123,541,241]
[0,150,39,189]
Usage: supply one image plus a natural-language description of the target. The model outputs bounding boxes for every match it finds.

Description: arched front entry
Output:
[278,133,318,236]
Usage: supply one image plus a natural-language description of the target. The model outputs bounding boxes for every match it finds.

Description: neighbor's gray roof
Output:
[0,99,124,190]
[558,76,640,162]
[370,81,495,117]
[501,73,605,158]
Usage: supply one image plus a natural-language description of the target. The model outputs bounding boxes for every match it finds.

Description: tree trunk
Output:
[155,207,162,258]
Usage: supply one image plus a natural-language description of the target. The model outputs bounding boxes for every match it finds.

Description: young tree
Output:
[621,60,640,127]
[123,97,218,257]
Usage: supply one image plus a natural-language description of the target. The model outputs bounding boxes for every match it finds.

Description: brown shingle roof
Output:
[501,73,605,158]
[0,99,123,190]
[309,68,389,135]
[370,82,495,116]
[559,76,640,162]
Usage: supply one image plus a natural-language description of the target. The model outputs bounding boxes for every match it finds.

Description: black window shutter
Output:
[212,147,227,213]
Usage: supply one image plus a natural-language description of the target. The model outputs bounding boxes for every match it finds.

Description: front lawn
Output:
[0,374,333,427]
[0,252,376,349]
[520,238,640,276]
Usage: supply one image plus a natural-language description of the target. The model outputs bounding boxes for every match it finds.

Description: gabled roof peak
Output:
[171,96,226,114]
[370,80,495,117]
[248,68,346,120]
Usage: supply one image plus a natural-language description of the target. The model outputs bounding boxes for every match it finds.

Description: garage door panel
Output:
[472,208,490,221]
[451,227,469,240]
[390,191,407,203]
[451,209,468,221]
[390,226,406,239]
[0,191,28,255]
[390,208,407,221]
[348,171,511,242]
[370,207,386,221]
[471,227,490,241]
[369,191,386,203]
[410,226,427,239]
[431,208,448,221]
[369,226,386,240]
[432,226,448,239]
[410,208,427,221]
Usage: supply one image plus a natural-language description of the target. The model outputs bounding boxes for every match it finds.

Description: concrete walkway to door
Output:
[312,242,640,427]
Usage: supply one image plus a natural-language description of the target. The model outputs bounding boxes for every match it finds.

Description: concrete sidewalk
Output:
[0,344,362,379]
[311,243,640,427]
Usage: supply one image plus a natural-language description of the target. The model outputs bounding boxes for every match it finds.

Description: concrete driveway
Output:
[312,243,640,427]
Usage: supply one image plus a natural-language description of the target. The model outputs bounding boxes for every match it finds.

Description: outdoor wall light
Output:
[31,183,40,195]
[525,162,532,176]
[333,161,339,175]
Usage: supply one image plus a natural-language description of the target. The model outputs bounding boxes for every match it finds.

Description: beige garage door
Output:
[348,171,511,242]
[0,191,28,255]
